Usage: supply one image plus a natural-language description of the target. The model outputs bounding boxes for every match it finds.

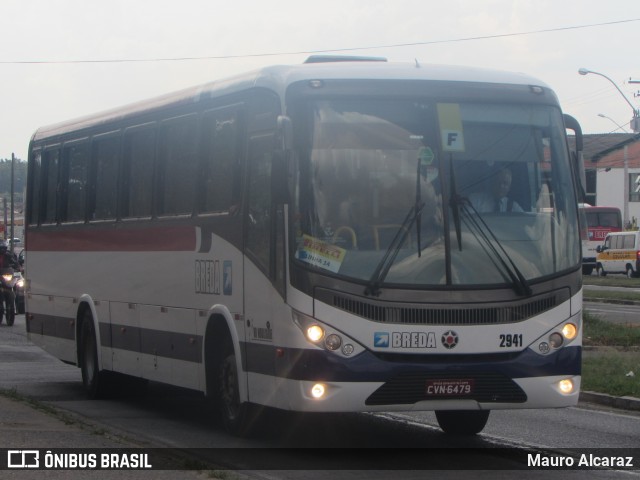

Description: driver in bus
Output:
[468,167,523,213]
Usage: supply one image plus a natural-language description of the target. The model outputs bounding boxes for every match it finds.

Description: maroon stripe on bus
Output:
[27,225,197,252]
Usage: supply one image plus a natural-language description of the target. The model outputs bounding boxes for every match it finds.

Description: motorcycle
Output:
[0,267,17,326]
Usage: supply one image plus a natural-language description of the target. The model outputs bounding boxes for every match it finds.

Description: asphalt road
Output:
[584,301,640,325]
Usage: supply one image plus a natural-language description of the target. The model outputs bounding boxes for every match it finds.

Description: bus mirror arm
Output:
[563,114,587,201]
[271,150,290,204]
[277,115,293,151]
[273,115,294,204]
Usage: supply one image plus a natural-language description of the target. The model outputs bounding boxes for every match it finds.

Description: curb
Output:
[580,391,640,411]
[583,296,640,306]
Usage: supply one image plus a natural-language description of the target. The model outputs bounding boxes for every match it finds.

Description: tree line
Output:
[0,158,27,196]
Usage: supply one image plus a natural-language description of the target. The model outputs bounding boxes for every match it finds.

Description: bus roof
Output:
[30,60,554,143]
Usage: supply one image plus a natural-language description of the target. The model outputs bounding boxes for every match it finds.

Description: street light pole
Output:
[578,68,640,133]
[597,113,629,133]
[580,69,637,226]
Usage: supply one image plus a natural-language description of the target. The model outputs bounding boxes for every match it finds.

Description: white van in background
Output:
[596,231,640,278]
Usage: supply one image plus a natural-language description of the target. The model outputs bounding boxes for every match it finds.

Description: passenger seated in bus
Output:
[468,167,523,213]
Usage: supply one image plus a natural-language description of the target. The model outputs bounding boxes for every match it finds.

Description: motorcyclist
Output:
[0,241,19,270]
[0,240,19,325]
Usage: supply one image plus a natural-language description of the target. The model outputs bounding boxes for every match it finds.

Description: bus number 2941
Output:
[499,334,523,348]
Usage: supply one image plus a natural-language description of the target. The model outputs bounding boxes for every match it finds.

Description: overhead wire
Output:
[1,17,639,65]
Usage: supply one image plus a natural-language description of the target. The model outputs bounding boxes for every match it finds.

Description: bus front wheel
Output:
[216,339,255,436]
[435,410,490,435]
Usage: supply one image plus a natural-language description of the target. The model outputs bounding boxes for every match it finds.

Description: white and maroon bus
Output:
[25,57,584,435]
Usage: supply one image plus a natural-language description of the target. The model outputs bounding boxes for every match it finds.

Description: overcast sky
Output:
[1,0,639,161]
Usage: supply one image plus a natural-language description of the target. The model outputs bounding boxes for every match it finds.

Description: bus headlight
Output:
[324,334,342,351]
[306,325,324,343]
[562,323,578,340]
[293,310,365,358]
[549,332,564,348]
[529,314,581,356]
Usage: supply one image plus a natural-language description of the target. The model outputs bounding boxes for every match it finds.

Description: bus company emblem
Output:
[374,332,389,348]
[441,330,459,349]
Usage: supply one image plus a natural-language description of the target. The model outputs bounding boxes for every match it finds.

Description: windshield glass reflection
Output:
[292,99,580,289]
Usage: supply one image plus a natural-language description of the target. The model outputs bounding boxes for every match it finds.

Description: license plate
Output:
[426,379,475,396]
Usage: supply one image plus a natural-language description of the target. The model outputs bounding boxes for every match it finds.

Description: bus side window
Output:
[28,151,43,226]
[157,115,199,216]
[62,142,90,223]
[91,134,121,221]
[200,106,242,214]
[42,149,60,224]
[122,126,156,218]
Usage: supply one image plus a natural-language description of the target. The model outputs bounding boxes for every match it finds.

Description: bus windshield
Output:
[292,98,581,288]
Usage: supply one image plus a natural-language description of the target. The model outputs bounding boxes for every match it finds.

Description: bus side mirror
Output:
[564,114,587,201]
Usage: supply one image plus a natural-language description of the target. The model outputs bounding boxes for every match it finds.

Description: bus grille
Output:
[327,291,564,325]
[365,372,527,405]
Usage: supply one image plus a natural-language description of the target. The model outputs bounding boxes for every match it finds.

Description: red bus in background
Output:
[579,204,622,275]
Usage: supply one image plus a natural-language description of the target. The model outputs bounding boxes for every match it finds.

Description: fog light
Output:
[549,332,563,348]
[325,334,342,351]
[311,383,326,399]
[307,325,324,343]
[562,323,577,340]
[558,379,574,394]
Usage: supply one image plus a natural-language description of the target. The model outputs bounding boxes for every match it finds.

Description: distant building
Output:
[582,133,640,227]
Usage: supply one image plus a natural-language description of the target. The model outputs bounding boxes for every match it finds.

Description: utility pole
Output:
[10,153,15,250]
[630,78,640,132]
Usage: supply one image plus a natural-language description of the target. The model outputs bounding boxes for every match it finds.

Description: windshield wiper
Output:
[415,157,423,258]
[449,157,463,252]
[365,155,427,296]
[459,201,532,296]
[365,201,424,297]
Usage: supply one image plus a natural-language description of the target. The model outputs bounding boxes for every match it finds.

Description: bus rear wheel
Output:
[435,410,490,435]
[80,311,109,399]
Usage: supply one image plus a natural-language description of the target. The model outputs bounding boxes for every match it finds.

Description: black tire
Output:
[79,311,108,399]
[216,339,255,436]
[582,266,594,276]
[596,264,607,277]
[435,410,490,435]
[4,291,15,326]
[16,297,25,315]
[5,311,14,326]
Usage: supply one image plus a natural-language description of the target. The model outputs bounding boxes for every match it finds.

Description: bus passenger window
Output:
[64,143,89,223]
[42,149,60,224]
[158,116,198,216]
[92,136,120,221]
[123,127,156,218]
[28,151,43,225]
